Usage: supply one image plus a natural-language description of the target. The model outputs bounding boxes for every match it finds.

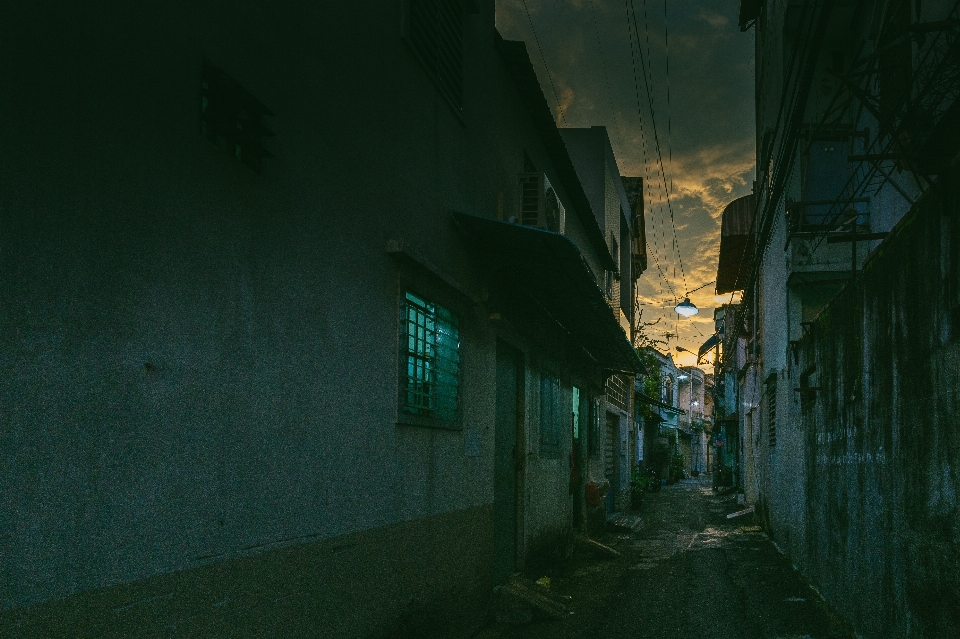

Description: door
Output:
[494,341,521,584]
[571,387,582,529]
[604,412,618,512]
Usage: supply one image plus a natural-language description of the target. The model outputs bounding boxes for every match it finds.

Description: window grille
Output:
[517,173,565,232]
[606,374,628,412]
[200,62,274,173]
[401,292,460,421]
[409,0,464,111]
[540,373,561,457]
[767,376,777,448]
[519,174,542,226]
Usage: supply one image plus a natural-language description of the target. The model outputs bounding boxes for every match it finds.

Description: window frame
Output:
[200,61,275,174]
[765,373,777,448]
[539,370,562,458]
[402,0,467,117]
[397,289,463,430]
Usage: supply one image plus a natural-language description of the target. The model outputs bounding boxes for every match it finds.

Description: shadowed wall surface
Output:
[0,506,493,638]
[789,171,960,639]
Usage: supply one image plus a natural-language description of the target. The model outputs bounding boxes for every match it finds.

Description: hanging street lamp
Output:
[673,280,715,318]
[674,297,698,317]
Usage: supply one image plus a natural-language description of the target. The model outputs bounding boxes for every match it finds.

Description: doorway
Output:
[604,412,619,513]
[571,387,582,529]
[494,341,522,584]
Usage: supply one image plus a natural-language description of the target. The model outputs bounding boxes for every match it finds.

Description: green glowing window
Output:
[401,292,460,421]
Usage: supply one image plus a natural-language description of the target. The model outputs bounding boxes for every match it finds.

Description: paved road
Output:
[477,477,856,639]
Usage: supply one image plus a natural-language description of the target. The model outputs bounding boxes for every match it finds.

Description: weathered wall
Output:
[0,506,493,639]
[792,176,960,639]
[0,0,618,634]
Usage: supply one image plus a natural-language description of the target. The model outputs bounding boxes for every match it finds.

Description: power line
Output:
[622,0,675,299]
[521,0,568,125]
[588,0,630,166]
[633,0,676,292]
[637,0,671,275]
[663,0,674,194]
[627,0,687,292]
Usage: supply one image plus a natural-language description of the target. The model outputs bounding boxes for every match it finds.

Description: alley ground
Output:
[464,477,856,639]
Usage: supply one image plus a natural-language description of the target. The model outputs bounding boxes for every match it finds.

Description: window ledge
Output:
[396,413,462,431]
[388,239,481,303]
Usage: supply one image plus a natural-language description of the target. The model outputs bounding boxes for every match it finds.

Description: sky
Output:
[496,0,755,368]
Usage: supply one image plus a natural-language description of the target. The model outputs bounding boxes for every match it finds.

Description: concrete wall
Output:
[747,6,960,638]
[0,1,617,634]
[785,177,960,638]
[0,506,493,638]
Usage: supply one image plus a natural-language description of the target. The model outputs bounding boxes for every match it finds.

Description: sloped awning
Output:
[697,334,720,361]
[634,391,684,414]
[452,212,643,374]
[716,194,757,294]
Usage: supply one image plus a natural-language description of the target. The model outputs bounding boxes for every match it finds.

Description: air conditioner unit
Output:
[518,173,565,233]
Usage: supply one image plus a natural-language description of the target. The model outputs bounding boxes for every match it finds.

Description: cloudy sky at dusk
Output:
[496,0,755,367]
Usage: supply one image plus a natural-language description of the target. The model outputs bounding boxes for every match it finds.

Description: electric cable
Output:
[663,0,674,194]
[623,0,676,299]
[521,0,569,125]
[629,0,687,292]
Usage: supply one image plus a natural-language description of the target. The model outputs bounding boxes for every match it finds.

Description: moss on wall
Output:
[795,172,960,638]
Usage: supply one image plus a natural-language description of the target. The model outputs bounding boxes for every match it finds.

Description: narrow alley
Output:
[3,1,959,638]
[472,477,854,639]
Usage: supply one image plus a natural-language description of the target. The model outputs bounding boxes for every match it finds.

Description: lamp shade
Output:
[674,297,699,317]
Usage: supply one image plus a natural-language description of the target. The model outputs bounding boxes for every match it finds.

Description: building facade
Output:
[677,366,708,476]
[634,348,684,482]
[719,0,960,636]
[0,2,645,636]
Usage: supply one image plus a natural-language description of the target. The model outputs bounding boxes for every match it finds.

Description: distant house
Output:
[677,366,706,476]
[634,348,684,481]
[561,127,640,514]
[0,3,645,637]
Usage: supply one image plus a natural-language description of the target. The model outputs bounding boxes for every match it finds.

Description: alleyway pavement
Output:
[474,476,855,639]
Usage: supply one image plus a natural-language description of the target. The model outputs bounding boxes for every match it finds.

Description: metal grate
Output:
[606,374,629,412]
[767,378,777,448]
[409,0,464,111]
[518,173,542,226]
[401,292,460,421]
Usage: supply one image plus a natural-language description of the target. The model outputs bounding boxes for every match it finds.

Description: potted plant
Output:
[668,453,685,484]
[630,468,651,510]
[648,442,671,484]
